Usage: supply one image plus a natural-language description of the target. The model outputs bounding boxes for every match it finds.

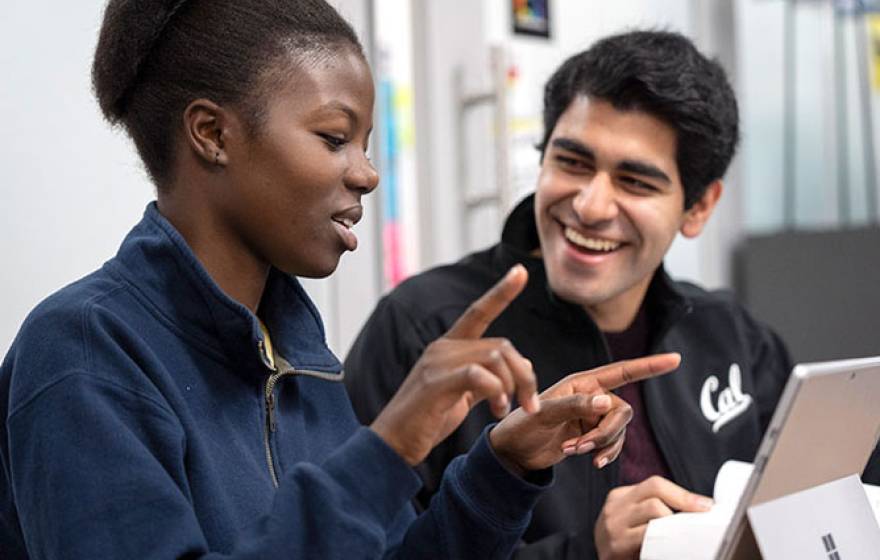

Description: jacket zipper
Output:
[644,303,693,488]
[264,367,295,488]
[261,357,345,489]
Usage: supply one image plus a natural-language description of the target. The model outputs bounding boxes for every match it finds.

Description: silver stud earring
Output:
[214,152,220,165]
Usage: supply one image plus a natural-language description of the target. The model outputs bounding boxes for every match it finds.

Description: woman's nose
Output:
[345,153,379,194]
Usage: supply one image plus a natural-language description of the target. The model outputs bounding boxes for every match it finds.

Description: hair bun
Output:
[92,0,189,123]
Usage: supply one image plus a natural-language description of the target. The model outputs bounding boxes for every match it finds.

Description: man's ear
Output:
[182,99,231,167]
[680,180,723,238]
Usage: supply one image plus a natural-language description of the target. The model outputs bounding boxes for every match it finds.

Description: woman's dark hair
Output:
[92,0,363,188]
[538,30,739,209]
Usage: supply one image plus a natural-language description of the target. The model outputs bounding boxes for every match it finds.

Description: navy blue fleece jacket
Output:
[0,203,550,559]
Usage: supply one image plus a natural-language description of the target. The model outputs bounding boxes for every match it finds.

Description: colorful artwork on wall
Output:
[512,0,551,39]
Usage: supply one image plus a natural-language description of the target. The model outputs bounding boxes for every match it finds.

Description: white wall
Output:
[0,1,377,358]
[736,0,880,232]
[411,0,493,267]
[0,2,154,355]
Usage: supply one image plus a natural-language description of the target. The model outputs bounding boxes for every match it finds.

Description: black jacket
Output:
[345,195,839,558]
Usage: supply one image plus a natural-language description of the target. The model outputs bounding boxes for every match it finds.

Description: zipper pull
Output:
[266,393,277,433]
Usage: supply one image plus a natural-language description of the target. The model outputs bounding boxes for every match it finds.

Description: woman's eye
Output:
[319,134,347,151]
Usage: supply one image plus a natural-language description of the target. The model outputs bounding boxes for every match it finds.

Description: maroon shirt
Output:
[604,307,673,485]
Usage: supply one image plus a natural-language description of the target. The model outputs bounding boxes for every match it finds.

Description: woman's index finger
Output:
[445,265,528,340]
[593,353,682,390]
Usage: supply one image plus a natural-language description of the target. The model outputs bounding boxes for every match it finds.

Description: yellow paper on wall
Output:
[869,15,880,91]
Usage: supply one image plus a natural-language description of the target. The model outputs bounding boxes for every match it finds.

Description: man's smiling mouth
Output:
[563,227,621,252]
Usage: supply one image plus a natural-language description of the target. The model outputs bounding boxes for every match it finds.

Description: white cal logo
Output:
[700,364,753,433]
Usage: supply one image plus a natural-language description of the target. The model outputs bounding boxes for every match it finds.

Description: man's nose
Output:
[572,173,618,225]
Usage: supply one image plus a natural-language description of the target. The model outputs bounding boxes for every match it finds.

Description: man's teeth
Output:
[335,218,354,229]
[564,227,621,252]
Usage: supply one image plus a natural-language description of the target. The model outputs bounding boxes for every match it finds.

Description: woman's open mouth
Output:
[332,206,363,252]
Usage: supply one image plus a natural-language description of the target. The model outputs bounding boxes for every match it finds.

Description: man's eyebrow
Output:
[551,136,672,184]
[551,137,594,159]
[617,160,671,184]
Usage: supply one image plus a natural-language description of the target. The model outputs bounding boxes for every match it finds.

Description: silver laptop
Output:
[716,356,880,560]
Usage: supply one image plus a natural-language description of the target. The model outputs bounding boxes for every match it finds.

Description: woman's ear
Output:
[182,99,230,167]
[680,180,723,239]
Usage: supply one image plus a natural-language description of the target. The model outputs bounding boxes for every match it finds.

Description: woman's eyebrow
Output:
[316,100,358,124]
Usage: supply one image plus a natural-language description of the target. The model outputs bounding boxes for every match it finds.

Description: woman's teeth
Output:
[564,227,621,252]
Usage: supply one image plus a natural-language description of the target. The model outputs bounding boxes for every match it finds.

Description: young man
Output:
[345,30,791,559]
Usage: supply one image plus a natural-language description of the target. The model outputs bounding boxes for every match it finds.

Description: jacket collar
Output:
[493,194,691,337]
[106,203,341,375]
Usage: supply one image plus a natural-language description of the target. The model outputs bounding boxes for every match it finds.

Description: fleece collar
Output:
[106,203,341,375]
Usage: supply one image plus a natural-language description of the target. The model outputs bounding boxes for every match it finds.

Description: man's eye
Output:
[620,176,657,192]
[556,155,588,170]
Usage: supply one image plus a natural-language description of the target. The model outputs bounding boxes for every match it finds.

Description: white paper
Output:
[864,483,880,527]
[712,460,753,505]
[639,508,733,560]
[639,462,880,560]
[640,461,751,560]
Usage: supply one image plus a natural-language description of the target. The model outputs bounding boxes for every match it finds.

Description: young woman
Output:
[0,1,679,558]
